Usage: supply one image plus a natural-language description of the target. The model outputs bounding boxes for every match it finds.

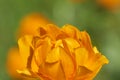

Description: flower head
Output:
[17,24,109,80]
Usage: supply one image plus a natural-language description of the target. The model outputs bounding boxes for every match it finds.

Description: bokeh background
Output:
[0,0,120,80]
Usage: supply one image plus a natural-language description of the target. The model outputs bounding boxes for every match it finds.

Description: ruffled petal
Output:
[37,24,60,40]
[34,37,52,66]
[18,35,33,68]
[75,48,88,66]
[46,47,60,63]
[59,47,75,80]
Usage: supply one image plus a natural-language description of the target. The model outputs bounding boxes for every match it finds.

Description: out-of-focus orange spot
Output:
[97,0,120,10]
[6,47,24,79]
[17,13,52,38]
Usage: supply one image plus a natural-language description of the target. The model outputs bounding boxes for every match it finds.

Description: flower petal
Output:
[18,35,33,68]
[46,47,60,63]
[34,37,52,66]
[75,66,92,80]
[80,31,94,54]
[59,47,75,80]
[75,48,88,66]
[38,24,61,40]
[31,55,39,73]
[85,53,109,71]
[17,69,31,77]
[61,24,79,38]
[62,38,80,53]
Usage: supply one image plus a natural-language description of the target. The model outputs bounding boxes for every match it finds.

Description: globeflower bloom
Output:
[17,24,109,80]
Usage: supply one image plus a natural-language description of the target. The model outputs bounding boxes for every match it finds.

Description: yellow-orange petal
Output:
[75,48,88,66]
[85,53,109,71]
[93,46,99,53]
[38,61,65,80]
[59,47,75,80]
[61,24,79,38]
[40,47,65,80]
[46,47,60,63]
[61,25,93,52]
[79,31,94,53]
[31,55,39,73]
[34,37,52,66]
[75,66,92,80]
[18,35,33,68]
[17,69,31,77]
[63,38,80,50]
[37,24,60,40]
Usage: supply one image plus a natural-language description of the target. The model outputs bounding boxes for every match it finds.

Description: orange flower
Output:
[7,13,52,79]
[97,0,120,10]
[17,24,109,80]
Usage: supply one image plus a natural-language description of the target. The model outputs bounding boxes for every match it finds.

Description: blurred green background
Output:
[0,0,120,80]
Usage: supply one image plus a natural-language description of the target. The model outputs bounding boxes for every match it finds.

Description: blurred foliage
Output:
[0,0,120,80]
